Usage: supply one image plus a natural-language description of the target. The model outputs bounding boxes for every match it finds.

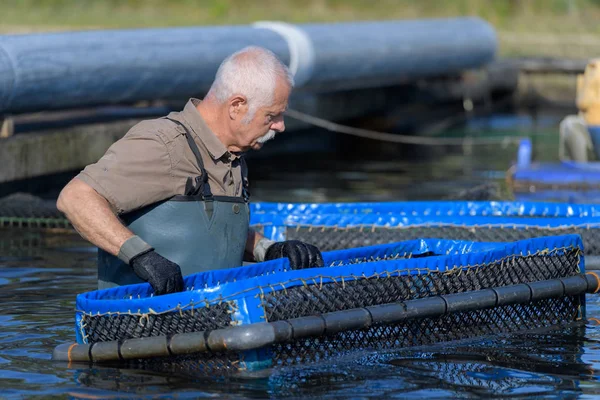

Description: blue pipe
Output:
[0,18,496,114]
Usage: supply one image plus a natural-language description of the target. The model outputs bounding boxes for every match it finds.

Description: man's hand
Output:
[264,240,324,270]
[130,250,184,295]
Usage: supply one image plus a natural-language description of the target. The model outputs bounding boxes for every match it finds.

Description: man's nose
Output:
[271,116,285,132]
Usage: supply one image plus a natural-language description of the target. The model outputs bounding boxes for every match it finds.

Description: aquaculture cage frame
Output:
[55,234,594,374]
[4,199,600,229]
[250,212,600,259]
[250,201,600,218]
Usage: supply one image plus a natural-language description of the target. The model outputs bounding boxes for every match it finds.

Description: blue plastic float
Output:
[248,203,600,261]
[510,139,600,203]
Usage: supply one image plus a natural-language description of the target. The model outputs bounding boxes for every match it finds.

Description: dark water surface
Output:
[3,115,600,399]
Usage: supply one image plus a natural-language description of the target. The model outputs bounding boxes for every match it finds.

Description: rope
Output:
[285,108,525,146]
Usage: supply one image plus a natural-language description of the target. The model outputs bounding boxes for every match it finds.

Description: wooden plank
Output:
[505,57,589,75]
[0,120,135,183]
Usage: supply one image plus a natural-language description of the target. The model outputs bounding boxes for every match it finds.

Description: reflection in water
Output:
[2,124,600,398]
[385,330,590,397]
[262,327,594,398]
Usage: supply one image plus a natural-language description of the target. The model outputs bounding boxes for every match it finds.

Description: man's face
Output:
[237,79,291,151]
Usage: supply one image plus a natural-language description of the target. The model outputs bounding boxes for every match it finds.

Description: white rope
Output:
[285,108,525,146]
[253,21,315,87]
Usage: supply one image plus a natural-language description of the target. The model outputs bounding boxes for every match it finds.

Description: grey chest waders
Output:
[97,119,250,290]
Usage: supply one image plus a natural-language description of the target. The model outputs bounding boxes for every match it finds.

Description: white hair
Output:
[207,46,294,121]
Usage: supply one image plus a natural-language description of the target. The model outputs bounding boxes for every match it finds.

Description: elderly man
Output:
[57,46,324,295]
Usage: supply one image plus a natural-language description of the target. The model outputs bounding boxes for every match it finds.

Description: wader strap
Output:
[240,156,250,203]
[165,117,213,200]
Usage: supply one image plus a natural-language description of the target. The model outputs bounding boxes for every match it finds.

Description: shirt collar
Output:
[181,98,233,161]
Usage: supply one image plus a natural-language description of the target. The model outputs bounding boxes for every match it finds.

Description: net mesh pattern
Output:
[331,251,430,267]
[283,225,600,255]
[261,250,579,322]
[131,351,245,376]
[270,296,579,366]
[258,249,582,366]
[79,247,582,376]
[0,193,69,229]
[82,302,235,343]
[262,249,580,365]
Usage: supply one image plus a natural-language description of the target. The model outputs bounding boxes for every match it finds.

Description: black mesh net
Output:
[73,327,587,395]
[82,302,235,343]
[260,250,579,322]
[0,193,69,229]
[81,246,583,376]
[279,224,600,255]
[268,326,586,397]
[260,248,581,366]
[270,297,579,367]
[130,351,245,376]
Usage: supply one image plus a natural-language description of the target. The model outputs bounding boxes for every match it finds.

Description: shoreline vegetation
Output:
[2,0,600,59]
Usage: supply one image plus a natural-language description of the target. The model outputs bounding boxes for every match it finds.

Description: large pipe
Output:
[52,273,599,363]
[0,18,496,114]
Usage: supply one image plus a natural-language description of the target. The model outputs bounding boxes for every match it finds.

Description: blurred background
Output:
[4,0,600,60]
[2,0,600,44]
[0,0,600,206]
[1,0,599,205]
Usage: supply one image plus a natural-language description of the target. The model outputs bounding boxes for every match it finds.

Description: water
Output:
[3,113,600,399]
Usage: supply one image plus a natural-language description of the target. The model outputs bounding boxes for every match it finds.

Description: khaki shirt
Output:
[77,98,244,214]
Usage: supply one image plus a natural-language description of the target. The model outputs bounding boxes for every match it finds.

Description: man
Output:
[558,114,593,162]
[559,59,600,162]
[57,46,324,295]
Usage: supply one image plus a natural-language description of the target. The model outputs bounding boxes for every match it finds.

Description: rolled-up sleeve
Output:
[76,123,174,214]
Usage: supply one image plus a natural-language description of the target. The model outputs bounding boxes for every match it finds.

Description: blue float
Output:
[510,138,600,203]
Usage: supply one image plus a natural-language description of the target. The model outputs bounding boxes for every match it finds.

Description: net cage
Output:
[70,328,587,396]
[0,193,70,229]
[510,161,600,202]
[515,190,600,204]
[64,234,590,374]
[3,196,600,229]
[250,201,600,218]
[250,208,600,260]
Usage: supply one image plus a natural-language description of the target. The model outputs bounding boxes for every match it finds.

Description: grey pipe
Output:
[0,18,496,114]
[586,256,600,270]
[52,273,598,363]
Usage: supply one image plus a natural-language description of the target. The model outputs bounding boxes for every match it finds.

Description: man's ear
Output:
[229,95,247,120]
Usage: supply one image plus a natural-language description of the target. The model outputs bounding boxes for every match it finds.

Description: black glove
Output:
[264,240,324,270]
[130,250,184,295]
